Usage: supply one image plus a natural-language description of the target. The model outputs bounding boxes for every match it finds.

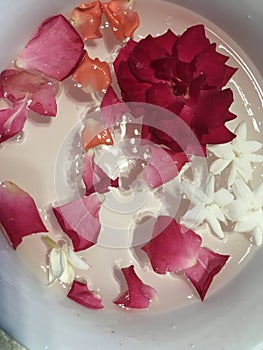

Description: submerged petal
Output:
[0,181,48,249]
[81,118,114,150]
[114,265,157,309]
[184,247,229,300]
[16,15,85,81]
[67,280,104,309]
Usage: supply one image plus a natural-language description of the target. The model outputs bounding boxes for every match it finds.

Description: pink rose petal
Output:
[82,153,119,196]
[0,101,28,143]
[67,280,103,309]
[16,15,85,81]
[140,145,188,188]
[0,69,57,116]
[174,24,210,63]
[184,247,229,300]
[53,194,102,252]
[114,265,157,309]
[141,216,202,274]
[0,181,48,249]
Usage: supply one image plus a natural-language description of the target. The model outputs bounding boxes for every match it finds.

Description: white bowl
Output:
[0,1,263,349]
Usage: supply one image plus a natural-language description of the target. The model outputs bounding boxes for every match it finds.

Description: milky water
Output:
[0,0,262,312]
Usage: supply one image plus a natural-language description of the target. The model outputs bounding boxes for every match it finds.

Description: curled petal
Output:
[140,145,188,188]
[0,69,57,116]
[82,153,119,195]
[67,280,104,309]
[0,101,28,143]
[81,118,114,150]
[16,15,85,81]
[174,25,210,63]
[184,247,229,300]
[71,1,103,41]
[49,248,64,283]
[103,0,140,41]
[52,194,102,252]
[0,181,48,249]
[114,265,157,309]
[73,52,112,93]
[141,216,202,274]
[253,226,263,246]
[65,244,90,271]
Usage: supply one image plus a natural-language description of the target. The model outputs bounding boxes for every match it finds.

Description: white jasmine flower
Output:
[181,173,234,238]
[209,121,263,187]
[225,178,263,246]
[43,237,90,285]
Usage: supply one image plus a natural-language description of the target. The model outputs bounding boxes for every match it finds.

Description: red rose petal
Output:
[184,247,229,301]
[16,15,85,81]
[0,181,48,249]
[194,43,238,89]
[113,38,137,73]
[153,29,178,55]
[175,24,210,63]
[52,194,102,252]
[129,34,169,83]
[71,1,103,41]
[0,69,57,116]
[82,152,119,196]
[141,216,202,274]
[67,280,104,309]
[103,0,140,41]
[100,86,131,127]
[81,118,114,150]
[114,265,157,309]
[140,145,188,188]
[73,52,112,93]
[0,101,28,143]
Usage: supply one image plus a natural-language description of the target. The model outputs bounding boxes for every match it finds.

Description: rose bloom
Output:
[112,25,237,155]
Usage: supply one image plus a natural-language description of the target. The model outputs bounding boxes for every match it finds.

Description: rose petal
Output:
[194,43,237,89]
[100,86,131,127]
[153,29,178,55]
[113,38,137,73]
[0,101,28,143]
[141,216,202,274]
[52,194,102,252]
[67,280,104,309]
[71,1,103,41]
[174,25,210,63]
[16,15,85,81]
[184,247,229,300]
[81,118,114,150]
[73,52,112,93]
[140,145,188,188]
[0,69,57,116]
[103,0,140,41]
[0,181,48,249]
[82,152,119,196]
[114,265,157,309]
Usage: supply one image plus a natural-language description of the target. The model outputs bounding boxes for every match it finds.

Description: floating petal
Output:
[0,181,48,249]
[67,280,104,309]
[73,52,112,93]
[184,247,229,300]
[71,1,103,41]
[16,15,85,81]
[53,194,102,252]
[114,265,157,309]
[141,216,202,274]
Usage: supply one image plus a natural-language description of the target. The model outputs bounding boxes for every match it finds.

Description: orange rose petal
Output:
[103,0,140,41]
[82,118,114,150]
[71,1,103,41]
[73,52,112,93]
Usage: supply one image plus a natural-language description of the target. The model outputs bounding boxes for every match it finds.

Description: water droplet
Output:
[130,137,136,145]
[191,344,196,349]
[247,15,252,19]
[170,323,177,330]
[132,146,138,154]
